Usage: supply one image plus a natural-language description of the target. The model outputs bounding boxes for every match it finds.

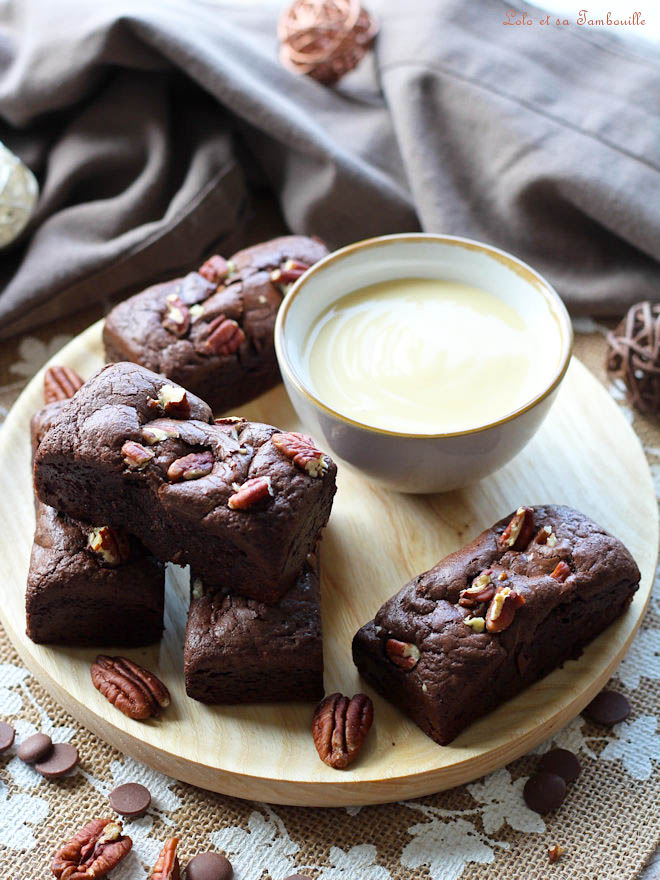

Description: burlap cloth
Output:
[0,310,659,880]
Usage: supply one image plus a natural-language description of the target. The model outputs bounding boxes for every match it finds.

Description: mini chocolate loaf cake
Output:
[103,235,328,413]
[27,397,164,646]
[34,363,337,603]
[352,505,640,746]
[185,554,323,704]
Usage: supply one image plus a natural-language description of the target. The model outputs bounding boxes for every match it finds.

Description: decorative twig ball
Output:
[278,0,378,85]
[607,301,660,415]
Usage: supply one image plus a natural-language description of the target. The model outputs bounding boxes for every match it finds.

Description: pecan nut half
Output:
[228,476,274,510]
[198,254,233,285]
[121,441,154,470]
[52,817,132,880]
[87,526,130,567]
[550,560,571,582]
[198,315,246,356]
[142,421,181,445]
[214,416,246,427]
[151,837,180,880]
[463,616,486,633]
[167,450,214,482]
[385,638,421,670]
[535,525,557,547]
[272,431,329,477]
[44,365,84,404]
[214,415,246,441]
[91,656,170,721]
[270,259,310,286]
[485,586,526,633]
[312,692,374,770]
[162,293,190,337]
[149,384,191,419]
[548,844,564,863]
[500,506,535,550]
[458,570,496,608]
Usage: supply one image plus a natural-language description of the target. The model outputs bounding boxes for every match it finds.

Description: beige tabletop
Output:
[0,305,659,880]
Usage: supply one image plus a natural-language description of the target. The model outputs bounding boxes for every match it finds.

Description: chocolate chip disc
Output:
[584,690,630,726]
[17,732,52,764]
[34,742,79,778]
[109,782,151,818]
[185,852,233,880]
[523,772,567,815]
[0,721,15,752]
[538,748,582,783]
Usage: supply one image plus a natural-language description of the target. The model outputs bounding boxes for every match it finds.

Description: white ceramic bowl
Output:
[274,233,573,493]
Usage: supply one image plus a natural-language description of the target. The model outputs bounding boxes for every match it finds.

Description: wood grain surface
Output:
[0,320,656,806]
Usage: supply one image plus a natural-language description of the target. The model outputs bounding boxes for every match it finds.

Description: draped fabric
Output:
[0,0,658,336]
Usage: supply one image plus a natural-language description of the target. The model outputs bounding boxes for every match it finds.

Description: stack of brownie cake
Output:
[28,236,336,706]
[27,380,165,647]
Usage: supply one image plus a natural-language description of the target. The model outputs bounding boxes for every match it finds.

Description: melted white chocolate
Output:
[304,278,562,434]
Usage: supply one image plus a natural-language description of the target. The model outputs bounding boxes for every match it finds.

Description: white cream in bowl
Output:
[274,233,572,493]
[304,277,563,435]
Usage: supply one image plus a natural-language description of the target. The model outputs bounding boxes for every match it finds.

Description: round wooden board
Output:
[0,320,657,806]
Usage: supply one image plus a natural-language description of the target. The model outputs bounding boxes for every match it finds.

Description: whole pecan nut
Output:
[52,817,132,880]
[167,450,215,482]
[162,293,190,337]
[87,526,130,567]
[198,254,234,285]
[228,476,274,510]
[485,586,526,633]
[500,506,535,550]
[385,638,421,670]
[121,441,155,470]
[550,560,571,582]
[151,837,180,880]
[44,365,84,404]
[272,431,329,477]
[90,656,170,721]
[198,315,246,356]
[312,692,374,770]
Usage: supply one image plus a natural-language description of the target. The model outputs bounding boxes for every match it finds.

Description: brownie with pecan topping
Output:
[352,505,639,746]
[34,363,337,603]
[185,553,323,704]
[27,400,165,646]
[103,235,328,413]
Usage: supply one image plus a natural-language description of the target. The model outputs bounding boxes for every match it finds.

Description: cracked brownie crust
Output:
[34,363,337,602]
[103,235,328,413]
[352,505,640,745]
[26,401,164,646]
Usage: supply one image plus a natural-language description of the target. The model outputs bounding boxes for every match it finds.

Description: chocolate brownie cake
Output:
[103,235,328,413]
[185,554,323,704]
[27,399,164,646]
[34,363,337,602]
[352,505,640,745]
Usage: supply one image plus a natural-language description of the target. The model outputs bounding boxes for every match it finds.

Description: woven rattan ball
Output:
[607,301,660,415]
[278,0,377,85]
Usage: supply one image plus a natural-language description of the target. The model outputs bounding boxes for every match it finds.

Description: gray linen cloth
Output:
[0,0,658,336]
